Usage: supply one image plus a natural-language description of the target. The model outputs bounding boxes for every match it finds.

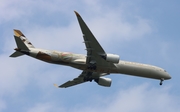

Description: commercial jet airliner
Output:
[10,11,171,88]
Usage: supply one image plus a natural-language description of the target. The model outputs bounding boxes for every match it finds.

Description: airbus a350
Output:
[10,11,171,88]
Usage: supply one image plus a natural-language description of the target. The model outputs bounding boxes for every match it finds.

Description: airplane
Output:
[10,11,171,88]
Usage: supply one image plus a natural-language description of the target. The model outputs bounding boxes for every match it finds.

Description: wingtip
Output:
[53,84,60,88]
[74,11,80,17]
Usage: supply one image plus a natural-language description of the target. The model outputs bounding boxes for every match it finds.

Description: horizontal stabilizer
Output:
[10,51,24,57]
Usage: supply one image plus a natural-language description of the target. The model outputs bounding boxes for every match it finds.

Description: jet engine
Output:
[94,77,112,87]
[101,54,120,63]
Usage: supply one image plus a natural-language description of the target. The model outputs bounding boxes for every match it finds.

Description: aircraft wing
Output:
[54,71,93,88]
[55,71,103,88]
[56,76,85,88]
[74,11,115,67]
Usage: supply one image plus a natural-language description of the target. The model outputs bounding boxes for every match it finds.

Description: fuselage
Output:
[27,48,171,81]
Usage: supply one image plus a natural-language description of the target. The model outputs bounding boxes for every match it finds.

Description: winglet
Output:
[53,84,60,88]
[74,11,81,17]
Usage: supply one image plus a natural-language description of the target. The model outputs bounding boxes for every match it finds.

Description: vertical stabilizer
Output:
[10,29,35,57]
[14,29,35,48]
[14,35,29,51]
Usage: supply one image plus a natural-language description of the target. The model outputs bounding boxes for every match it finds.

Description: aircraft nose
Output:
[165,72,171,80]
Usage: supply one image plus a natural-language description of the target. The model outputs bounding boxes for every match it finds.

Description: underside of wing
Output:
[57,76,86,88]
[55,71,90,88]
[54,71,111,88]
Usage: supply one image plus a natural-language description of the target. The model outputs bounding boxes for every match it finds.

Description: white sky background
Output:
[0,0,180,112]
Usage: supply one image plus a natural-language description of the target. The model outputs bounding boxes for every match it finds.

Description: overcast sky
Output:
[0,0,180,112]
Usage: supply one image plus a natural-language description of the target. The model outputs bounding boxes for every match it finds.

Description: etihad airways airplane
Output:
[10,11,171,88]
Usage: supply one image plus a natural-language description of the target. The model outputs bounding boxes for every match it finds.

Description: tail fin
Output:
[13,29,35,48]
[10,29,34,57]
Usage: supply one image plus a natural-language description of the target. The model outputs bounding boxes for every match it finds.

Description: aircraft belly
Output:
[115,63,162,79]
[67,62,114,73]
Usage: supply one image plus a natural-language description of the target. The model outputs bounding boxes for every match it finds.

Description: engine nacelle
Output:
[102,54,120,63]
[95,77,112,87]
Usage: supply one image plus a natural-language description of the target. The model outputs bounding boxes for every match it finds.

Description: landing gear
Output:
[87,60,97,70]
[87,65,96,70]
[160,78,164,85]
[83,77,93,82]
